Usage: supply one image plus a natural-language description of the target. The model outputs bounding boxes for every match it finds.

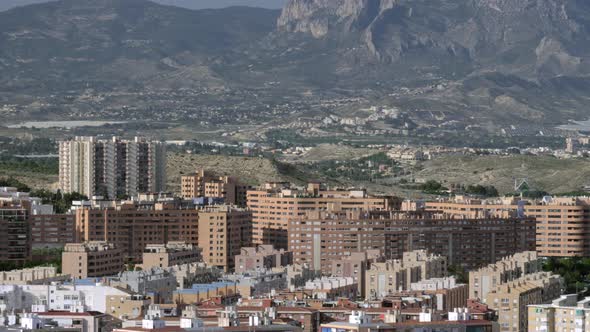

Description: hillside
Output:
[1,0,590,130]
[415,155,590,194]
[0,0,279,94]
[5,152,588,198]
[166,153,294,192]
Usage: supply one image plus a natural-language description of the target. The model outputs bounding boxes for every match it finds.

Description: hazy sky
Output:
[0,0,287,12]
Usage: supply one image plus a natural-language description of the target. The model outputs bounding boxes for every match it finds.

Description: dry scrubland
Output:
[6,153,588,197]
[0,170,58,191]
[415,155,590,194]
[166,153,290,192]
[278,144,380,163]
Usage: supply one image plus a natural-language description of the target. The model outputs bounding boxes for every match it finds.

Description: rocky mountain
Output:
[2,0,590,128]
[277,0,589,65]
[272,0,590,124]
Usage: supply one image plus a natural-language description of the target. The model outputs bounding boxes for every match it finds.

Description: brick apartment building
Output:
[75,201,200,261]
[198,206,252,272]
[425,196,590,257]
[30,214,76,249]
[234,245,293,273]
[141,242,202,270]
[0,187,56,267]
[0,205,31,267]
[288,210,536,271]
[365,250,448,298]
[74,199,252,270]
[62,241,125,279]
[247,182,396,249]
[181,169,251,206]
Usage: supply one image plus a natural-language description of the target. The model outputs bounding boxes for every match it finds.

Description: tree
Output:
[465,185,499,197]
[447,265,468,284]
[30,189,87,213]
[0,178,31,192]
[421,180,448,195]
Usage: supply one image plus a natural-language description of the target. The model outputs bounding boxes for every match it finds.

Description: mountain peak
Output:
[277,0,396,38]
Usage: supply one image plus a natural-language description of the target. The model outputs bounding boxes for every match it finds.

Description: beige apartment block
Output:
[106,292,152,320]
[425,196,590,257]
[469,251,542,300]
[141,242,202,270]
[529,294,590,332]
[365,250,447,299]
[234,245,293,274]
[247,182,394,249]
[332,250,382,298]
[484,272,563,332]
[409,277,469,313]
[62,241,125,279]
[181,169,250,206]
[0,267,60,285]
[197,205,252,272]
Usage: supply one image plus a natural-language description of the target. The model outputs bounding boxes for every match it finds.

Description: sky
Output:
[0,0,287,12]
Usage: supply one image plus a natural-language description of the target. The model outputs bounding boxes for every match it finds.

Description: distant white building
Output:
[0,283,131,313]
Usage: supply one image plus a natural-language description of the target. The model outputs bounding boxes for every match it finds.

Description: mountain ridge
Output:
[1,0,590,129]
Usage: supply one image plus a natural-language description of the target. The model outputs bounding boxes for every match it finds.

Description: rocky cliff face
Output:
[277,0,396,38]
[277,0,588,64]
[271,0,590,124]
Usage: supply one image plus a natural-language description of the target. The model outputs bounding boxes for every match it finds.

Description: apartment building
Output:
[528,294,590,332]
[234,245,293,273]
[332,250,382,298]
[0,187,53,215]
[0,283,135,313]
[108,268,177,303]
[19,310,110,332]
[288,210,536,271]
[181,169,250,206]
[469,252,562,332]
[0,206,30,267]
[469,251,542,300]
[141,242,202,270]
[59,136,166,198]
[0,188,65,266]
[425,196,590,257]
[197,206,253,272]
[484,272,563,332]
[75,201,200,262]
[288,210,387,273]
[247,182,395,249]
[304,277,358,300]
[30,214,76,249]
[365,250,447,299]
[174,281,249,305]
[409,277,469,313]
[106,293,152,320]
[75,197,253,268]
[0,267,61,285]
[62,241,125,279]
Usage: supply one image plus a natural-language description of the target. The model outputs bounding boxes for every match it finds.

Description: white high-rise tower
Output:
[59,136,166,198]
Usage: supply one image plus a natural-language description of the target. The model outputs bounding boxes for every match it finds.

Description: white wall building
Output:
[0,283,131,313]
